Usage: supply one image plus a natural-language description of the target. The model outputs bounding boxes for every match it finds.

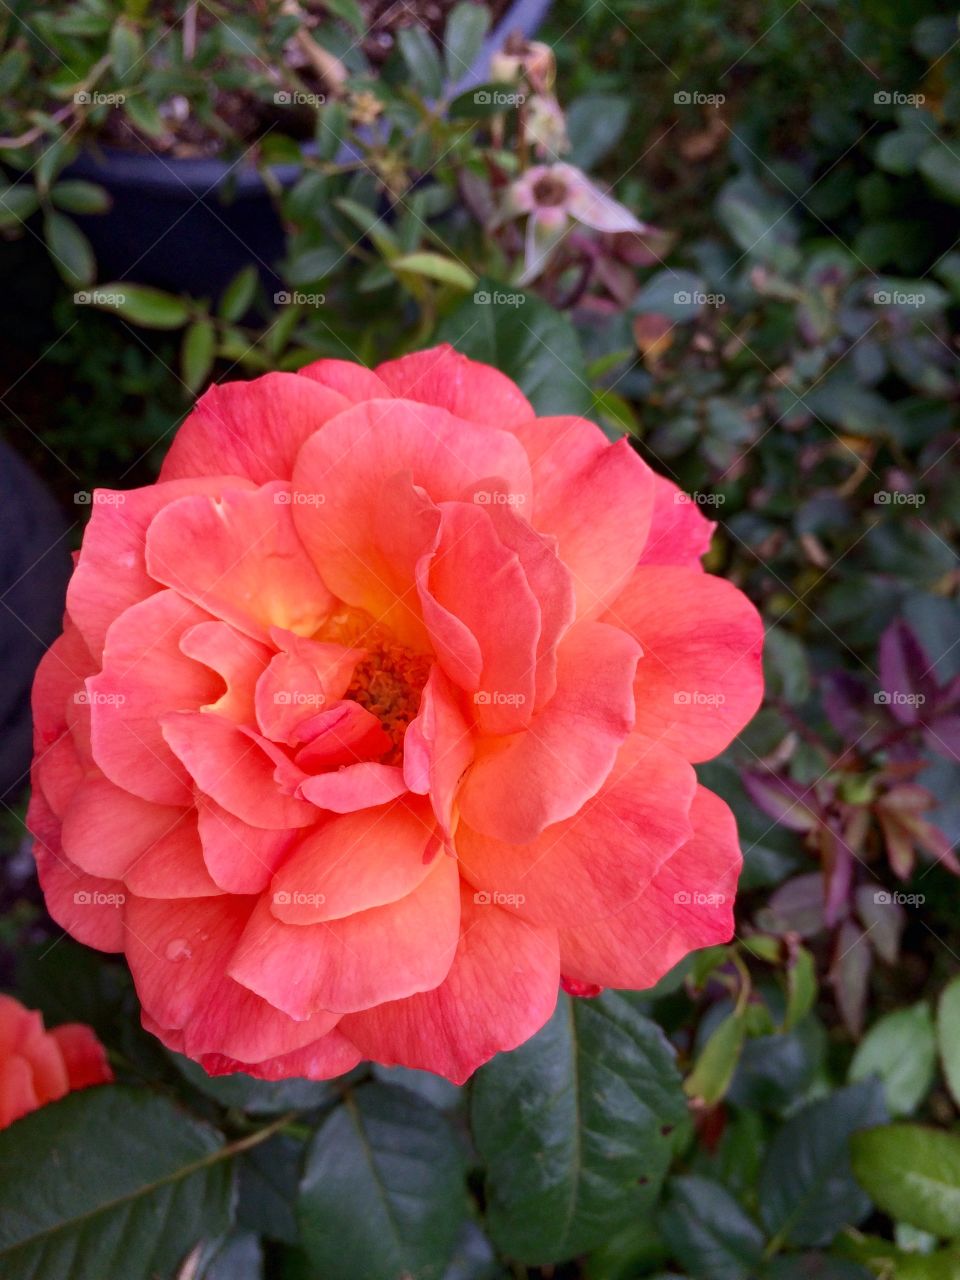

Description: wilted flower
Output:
[498,162,653,283]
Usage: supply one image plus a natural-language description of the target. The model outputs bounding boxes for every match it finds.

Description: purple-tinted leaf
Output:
[821,671,874,741]
[831,921,872,1037]
[743,770,820,832]
[822,825,855,927]
[854,885,905,964]
[756,871,827,937]
[877,620,938,726]
[924,712,960,763]
[876,810,916,880]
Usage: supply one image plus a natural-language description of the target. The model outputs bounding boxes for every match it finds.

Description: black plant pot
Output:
[66,0,553,297]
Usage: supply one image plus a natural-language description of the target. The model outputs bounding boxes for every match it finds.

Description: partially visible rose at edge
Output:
[29,343,763,1084]
[0,994,112,1129]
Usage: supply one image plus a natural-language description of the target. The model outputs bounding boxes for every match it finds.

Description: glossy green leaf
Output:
[50,180,111,214]
[849,1002,936,1116]
[298,1084,465,1280]
[443,3,489,84]
[392,252,476,290]
[0,183,39,229]
[44,211,95,287]
[659,1176,765,1280]
[92,282,191,328]
[437,279,591,414]
[0,1086,235,1279]
[685,1013,746,1106]
[181,319,217,392]
[759,1079,887,1246]
[397,25,444,98]
[218,265,259,322]
[851,1124,960,1238]
[472,992,686,1263]
[938,977,960,1109]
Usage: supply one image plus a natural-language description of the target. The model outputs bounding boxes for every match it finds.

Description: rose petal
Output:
[557,785,742,988]
[458,734,696,926]
[159,373,351,483]
[458,621,640,843]
[270,795,437,923]
[374,345,533,427]
[606,565,764,762]
[298,762,408,813]
[196,798,298,895]
[229,853,461,1016]
[639,474,714,567]
[146,483,334,642]
[340,885,559,1083]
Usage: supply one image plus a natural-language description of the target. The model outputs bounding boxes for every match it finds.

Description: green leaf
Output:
[398,25,444,98]
[92,282,191,329]
[298,1084,465,1280]
[659,1176,765,1280]
[567,93,631,169]
[849,1002,936,1117]
[109,18,144,82]
[50,180,111,214]
[685,1014,746,1106]
[437,279,591,415]
[472,991,686,1263]
[938,976,960,1108]
[784,946,818,1031]
[0,1086,235,1279]
[181,319,217,392]
[172,1052,335,1115]
[443,2,489,84]
[851,1125,960,1238]
[218,265,259,322]
[43,210,95,287]
[333,198,400,259]
[918,144,960,204]
[759,1079,887,1247]
[323,0,365,35]
[0,183,40,229]
[392,251,476,290]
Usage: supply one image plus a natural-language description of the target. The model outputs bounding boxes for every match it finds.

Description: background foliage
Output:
[1,0,960,1277]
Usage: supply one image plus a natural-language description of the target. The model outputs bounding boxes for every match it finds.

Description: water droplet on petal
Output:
[165,938,192,962]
